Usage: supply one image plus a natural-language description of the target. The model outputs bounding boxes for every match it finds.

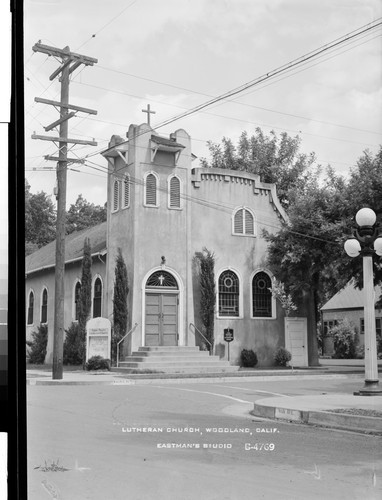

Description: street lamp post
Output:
[344,207,382,395]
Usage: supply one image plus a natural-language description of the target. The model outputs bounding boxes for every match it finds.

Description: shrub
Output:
[85,355,110,371]
[240,349,258,368]
[63,322,83,365]
[274,347,292,367]
[26,324,48,364]
[331,319,358,359]
[355,345,365,359]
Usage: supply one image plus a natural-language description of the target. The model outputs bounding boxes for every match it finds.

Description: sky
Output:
[24,0,382,207]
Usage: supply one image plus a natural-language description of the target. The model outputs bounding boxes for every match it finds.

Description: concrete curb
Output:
[26,372,355,386]
[251,403,382,434]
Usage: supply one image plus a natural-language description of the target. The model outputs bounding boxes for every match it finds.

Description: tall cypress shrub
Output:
[196,248,216,354]
[112,248,129,363]
[78,237,92,366]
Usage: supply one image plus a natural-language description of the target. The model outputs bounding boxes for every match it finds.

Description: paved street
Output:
[27,375,382,500]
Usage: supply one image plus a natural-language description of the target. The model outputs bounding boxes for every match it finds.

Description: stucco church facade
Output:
[26,123,289,366]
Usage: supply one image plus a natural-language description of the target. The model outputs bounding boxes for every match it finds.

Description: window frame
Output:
[217,268,243,319]
[27,290,34,326]
[167,174,182,210]
[232,206,256,237]
[112,179,120,213]
[40,287,48,324]
[122,174,130,209]
[92,275,103,318]
[250,270,276,320]
[144,171,159,208]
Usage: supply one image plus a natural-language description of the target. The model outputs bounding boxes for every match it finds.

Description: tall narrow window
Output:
[252,272,272,317]
[218,270,239,317]
[27,291,34,325]
[145,173,157,206]
[169,176,181,208]
[122,175,130,208]
[41,288,48,324]
[74,281,81,321]
[113,180,120,212]
[93,278,102,318]
[233,208,255,235]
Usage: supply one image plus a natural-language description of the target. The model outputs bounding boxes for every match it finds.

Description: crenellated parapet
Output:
[191,167,287,221]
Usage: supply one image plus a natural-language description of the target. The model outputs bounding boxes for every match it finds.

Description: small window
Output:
[93,278,102,318]
[218,270,239,317]
[361,318,381,335]
[27,291,34,325]
[113,180,120,212]
[252,272,272,317]
[233,208,255,236]
[145,173,158,206]
[74,281,81,321]
[41,288,48,324]
[122,175,130,208]
[169,176,181,209]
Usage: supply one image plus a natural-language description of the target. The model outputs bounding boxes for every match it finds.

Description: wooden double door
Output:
[145,292,179,346]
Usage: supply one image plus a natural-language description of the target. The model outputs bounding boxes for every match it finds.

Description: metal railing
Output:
[189,323,212,355]
[116,323,138,367]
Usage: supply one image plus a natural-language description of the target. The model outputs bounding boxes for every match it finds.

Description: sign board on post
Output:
[224,328,234,362]
[224,328,234,342]
[86,317,111,362]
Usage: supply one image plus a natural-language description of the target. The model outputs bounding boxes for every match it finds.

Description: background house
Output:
[321,281,382,356]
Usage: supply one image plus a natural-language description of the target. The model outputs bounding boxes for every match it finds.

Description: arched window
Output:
[218,270,239,317]
[122,175,130,208]
[112,179,120,212]
[146,270,178,289]
[168,175,181,209]
[145,173,158,206]
[233,207,255,236]
[27,291,34,325]
[93,277,102,318]
[41,288,48,324]
[74,281,81,321]
[252,272,272,317]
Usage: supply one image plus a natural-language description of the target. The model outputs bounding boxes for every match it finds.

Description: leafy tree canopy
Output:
[25,180,56,254]
[66,194,107,235]
[200,128,317,208]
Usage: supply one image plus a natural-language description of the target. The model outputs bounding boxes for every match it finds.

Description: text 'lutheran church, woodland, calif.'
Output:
[26,122,294,368]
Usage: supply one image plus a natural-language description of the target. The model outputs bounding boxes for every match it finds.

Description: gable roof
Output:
[26,222,107,276]
[321,281,382,311]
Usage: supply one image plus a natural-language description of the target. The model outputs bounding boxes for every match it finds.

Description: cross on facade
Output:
[142,104,156,126]
[158,274,165,285]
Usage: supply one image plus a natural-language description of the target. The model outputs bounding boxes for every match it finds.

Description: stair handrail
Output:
[117,323,138,367]
[189,323,212,356]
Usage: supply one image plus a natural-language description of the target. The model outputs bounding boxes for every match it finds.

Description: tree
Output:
[263,173,349,366]
[200,129,316,208]
[112,249,129,364]
[195,248,216,354]
[78,238,92,367]
[25,180,56,254]
[66,194,107,234]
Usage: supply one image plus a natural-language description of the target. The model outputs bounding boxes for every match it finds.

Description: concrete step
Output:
[124,355,220,363]
[132,350,210,357]
[118,360,233,369]
[138,346,201,352]
[115,365,240,374]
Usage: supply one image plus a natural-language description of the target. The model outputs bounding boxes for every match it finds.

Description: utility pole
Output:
[32,43,98,379]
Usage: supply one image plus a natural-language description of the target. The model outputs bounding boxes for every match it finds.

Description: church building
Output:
[26,122,289,367]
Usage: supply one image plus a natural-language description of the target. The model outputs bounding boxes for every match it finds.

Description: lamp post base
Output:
[353,380,382,396]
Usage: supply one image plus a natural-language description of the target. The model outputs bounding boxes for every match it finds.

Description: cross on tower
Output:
[142,104,156,126]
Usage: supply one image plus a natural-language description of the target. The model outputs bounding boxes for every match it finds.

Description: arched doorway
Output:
[145,270,179,346]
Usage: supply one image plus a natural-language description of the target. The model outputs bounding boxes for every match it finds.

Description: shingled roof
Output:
[321,280,382,311]
[26,222,107,276]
